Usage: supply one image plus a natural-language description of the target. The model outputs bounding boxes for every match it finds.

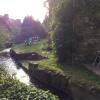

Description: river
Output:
[0,48,30,85]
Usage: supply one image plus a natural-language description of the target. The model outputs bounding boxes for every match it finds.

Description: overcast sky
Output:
[0,0,47,22]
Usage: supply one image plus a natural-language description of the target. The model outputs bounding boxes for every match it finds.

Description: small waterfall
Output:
[0,49,31,85]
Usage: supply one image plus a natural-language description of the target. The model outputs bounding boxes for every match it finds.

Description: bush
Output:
[0,68,59,100]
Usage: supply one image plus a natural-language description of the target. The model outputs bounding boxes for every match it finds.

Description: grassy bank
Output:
[0,67,58,100]
[13,40,100,89]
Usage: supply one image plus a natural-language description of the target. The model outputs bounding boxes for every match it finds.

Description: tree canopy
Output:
[0,15,48,44]
[21,16,47,41]
[44,0,100,64]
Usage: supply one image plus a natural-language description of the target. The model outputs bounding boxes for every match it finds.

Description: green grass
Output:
[13,40,100,89]
[37,56,100,89]
[61,65,100,87]
[13,39,48,54]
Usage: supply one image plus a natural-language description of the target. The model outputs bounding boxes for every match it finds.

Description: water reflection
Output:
[0,56,30,85]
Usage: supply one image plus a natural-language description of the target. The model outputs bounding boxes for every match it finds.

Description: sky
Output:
[0,0,47,22]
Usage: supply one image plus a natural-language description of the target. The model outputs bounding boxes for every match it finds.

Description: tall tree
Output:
[0,15,12,48]
[45,0,100,64]
[21,16,47,41]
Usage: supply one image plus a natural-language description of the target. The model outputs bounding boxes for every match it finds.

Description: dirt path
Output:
[85,64,100,76]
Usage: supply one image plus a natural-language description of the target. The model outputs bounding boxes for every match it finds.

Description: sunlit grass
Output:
[13,39,100,89]
[13,39,47,53]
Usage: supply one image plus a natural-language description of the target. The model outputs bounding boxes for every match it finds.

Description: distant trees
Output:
[45,0,100,64]
[0,14,47,47]
[8,19,21,43]
[21,16,47,42]
[0,15,12,48]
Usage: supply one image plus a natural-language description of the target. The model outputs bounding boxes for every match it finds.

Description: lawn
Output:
[13,40,100,89]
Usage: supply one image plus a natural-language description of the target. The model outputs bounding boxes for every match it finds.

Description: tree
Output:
[8,19,21,43]
[21,16,47,42]
[45,0,100,64]
[45,0,75,63]
[0,16,12,48]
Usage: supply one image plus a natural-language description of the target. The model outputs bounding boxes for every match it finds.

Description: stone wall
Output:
[28,63,100,100]
[28,63,73,100]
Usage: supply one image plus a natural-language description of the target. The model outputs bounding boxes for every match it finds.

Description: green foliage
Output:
[45,0,100,64]
[46,0,75,63]
[0,68,59,100]
[0,26,11,49]
[21,16,47,41]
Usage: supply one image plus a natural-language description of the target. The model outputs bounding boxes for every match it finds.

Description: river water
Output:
[0,48,30,85]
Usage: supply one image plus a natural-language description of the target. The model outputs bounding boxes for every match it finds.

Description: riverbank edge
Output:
[22,62,100,100]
